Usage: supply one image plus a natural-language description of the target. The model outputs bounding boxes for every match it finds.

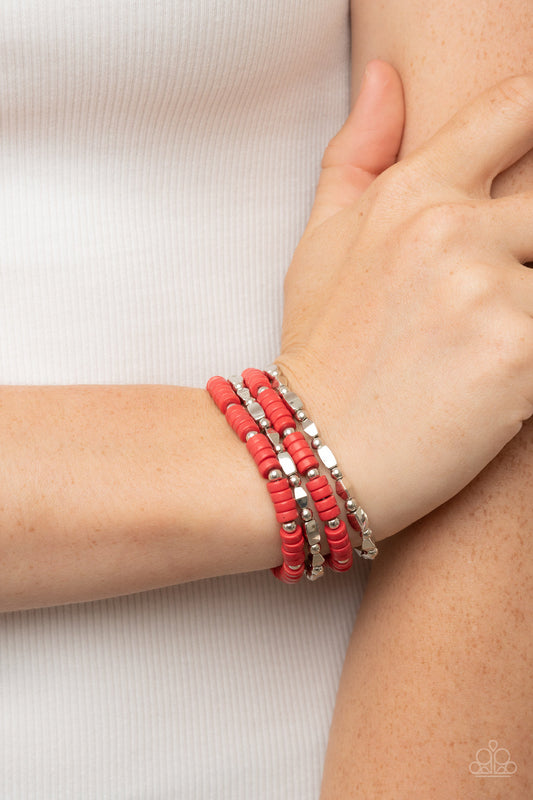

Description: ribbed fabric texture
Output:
[0,2,370,798]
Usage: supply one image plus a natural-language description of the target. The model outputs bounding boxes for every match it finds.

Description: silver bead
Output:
[310,543,320,554]
[282,427,295,438]
[355,507,368,531]
[247,401,264,420]
[278,451,296,476]
[265,364,279,377]
[331,467,342,480]
[228,374,244,390]
[237,387,252,403]
[268,469,283,481]
[283,391,303,412]
[266,429,281,449]
[301,508,313,521]
[282,521,297,533]
[311,437,321,449]
[302,418,318,437]
[274,443,283,453]
[259,418,270,430]
[257,385,268,394]
[327,517,340,529]
[278,385,288,395]
[289,474,301,487]
[303,518,320,546]
[245,430,259,441]
[346,499,357,513]
[306,468,319,479]
[317,445,337,470]
[288,563,302,571]
[294,486,308,509]
[296,410,306,422]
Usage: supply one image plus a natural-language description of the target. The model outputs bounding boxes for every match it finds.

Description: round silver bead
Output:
[331,467,342,480]
[274,443,283,454]
[306,468,319,479]
[327,517,340,529]
[289,474,301,487]
[310,543,320,554]
[296,410,306,421]
[301,508,313,521]
[279,385,288,395]
[282,427,295,437]
[346,499,357,512]
[282,521,297,533]
[268,469,283,481]
[245,430,259,441]
[266,365,279,377]
[257,386,267,394]
[311,437,321,449]
[259,418,270,429]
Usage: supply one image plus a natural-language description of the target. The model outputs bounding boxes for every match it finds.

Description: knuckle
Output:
[406,202,468,248]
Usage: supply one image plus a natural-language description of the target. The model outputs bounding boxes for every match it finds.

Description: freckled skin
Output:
[321,2,533,798]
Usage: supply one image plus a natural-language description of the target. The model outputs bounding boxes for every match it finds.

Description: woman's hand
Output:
[278,70,533,540]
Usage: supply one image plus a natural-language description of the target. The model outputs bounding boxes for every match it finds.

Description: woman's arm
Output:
[320,3,533,797]
[0,385,285,611]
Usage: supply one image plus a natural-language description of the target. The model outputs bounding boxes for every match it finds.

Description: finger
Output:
[412,74,533,195]
[307,60,405,232]
[481,192,533,263]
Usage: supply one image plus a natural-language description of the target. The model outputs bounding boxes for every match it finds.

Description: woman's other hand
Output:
[279,71,533,540]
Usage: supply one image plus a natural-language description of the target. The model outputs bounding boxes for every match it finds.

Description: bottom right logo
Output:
[469,740,517,777]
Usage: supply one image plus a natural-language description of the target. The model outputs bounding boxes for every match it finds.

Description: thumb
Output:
[307,60,405,232]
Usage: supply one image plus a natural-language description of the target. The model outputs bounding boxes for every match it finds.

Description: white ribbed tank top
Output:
[0,2,370,797]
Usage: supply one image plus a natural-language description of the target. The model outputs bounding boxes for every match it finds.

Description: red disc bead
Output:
[242,367,270,397]
[267,486,293,503]
[267,477,290,494]
[329,554,353,572]
[273,498,298,514]
[347,512,362,533]
[246,433,273,457]
[306,474,328,492]
[276,509,299,523]
[308,482,333,502]
[206,376,240,413]
[267,405,295,436]
[315,497,340,521]
[225,404,260,442]
[255,455,281,478]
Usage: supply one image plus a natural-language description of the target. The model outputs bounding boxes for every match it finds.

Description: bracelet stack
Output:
[206,363,378,584]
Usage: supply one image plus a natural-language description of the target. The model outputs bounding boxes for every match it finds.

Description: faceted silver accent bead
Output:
[228,375,244,390]
[245,430,259,441]
[317,445,337,470]
[282,391,303,411]
[346,498,357,513]
[237,387,252,403]
[335,479,353,501]
[327,517,340,529]
[289,474,301,487]
[355,507,368,531]
[311,437,321,449]
[282,427,295,437]
[294,486,308,509]
[306,565,325,581]
[266,429,281,449]
[303,518,320,547]
[306,468,319,479]
[301,418,318,437]
[331,467,342,480]
[301,508,313,522]
[282,521,297,533]
[268,469,283,481]
[278,451,297,477]
[247,401,265,421]
[296,410,306,422]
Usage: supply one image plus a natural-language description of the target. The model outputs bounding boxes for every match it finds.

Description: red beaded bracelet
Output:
[207,375,306,583]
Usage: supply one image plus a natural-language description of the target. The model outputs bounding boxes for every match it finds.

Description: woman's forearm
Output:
[0,384,282,612]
